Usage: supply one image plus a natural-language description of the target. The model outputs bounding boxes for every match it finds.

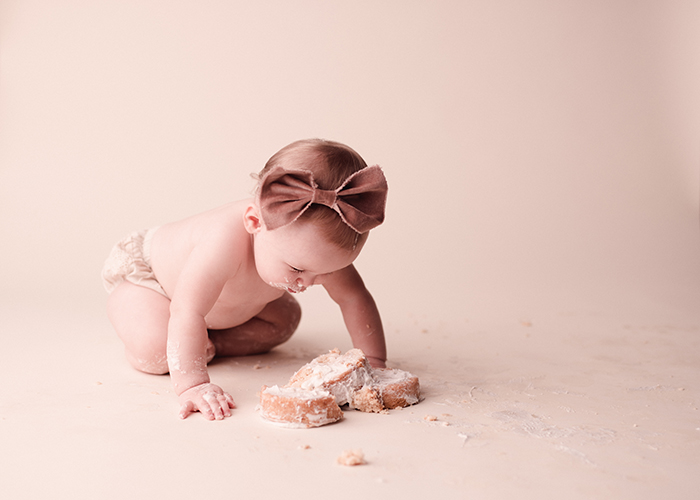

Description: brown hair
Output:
[258,139,371,250]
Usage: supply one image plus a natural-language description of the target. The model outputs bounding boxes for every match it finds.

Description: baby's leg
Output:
[107,281,171,374]
[209,293,301,357]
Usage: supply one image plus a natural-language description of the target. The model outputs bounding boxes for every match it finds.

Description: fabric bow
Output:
[258,164,388,233]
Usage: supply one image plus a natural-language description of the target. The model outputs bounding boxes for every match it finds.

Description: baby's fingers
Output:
[217,393,235,417]
[179,400,196,420]
[203,391,226,420]
[224,392,236,410]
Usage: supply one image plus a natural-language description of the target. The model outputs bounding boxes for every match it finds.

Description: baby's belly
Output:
[204,291,285,330]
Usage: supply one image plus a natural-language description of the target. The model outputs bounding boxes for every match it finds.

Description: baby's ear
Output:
[243,204,263,234]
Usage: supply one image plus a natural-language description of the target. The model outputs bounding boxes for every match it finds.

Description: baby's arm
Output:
[323,265,387,368]
[167,236,239,420]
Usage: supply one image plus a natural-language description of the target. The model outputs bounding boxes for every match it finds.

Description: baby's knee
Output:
[125,349,169,375]
[284,294,302,328]
[272,293,302,338]
[255,294,301,348]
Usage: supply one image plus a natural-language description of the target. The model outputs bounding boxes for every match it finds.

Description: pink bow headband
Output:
[258,165,388,233]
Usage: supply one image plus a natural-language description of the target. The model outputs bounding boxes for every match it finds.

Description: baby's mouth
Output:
[269,282,306,294]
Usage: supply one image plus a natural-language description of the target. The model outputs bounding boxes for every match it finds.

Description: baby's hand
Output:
[367,355,386,369]
[178,383,236,420]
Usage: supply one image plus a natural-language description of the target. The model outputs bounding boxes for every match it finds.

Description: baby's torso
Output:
[149,200,284,329]
[204,276,284,329]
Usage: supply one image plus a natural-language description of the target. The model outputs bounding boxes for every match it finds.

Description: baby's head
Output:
[245,139,387,293]
[258,138,380,250]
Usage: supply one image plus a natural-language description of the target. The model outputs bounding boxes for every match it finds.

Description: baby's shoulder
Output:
[158,200,251,258]
[192,200,251,245]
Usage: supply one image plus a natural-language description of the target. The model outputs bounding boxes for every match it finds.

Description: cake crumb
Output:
[424,415,438,422]
[352,386,384,413]
[337,449,366,466]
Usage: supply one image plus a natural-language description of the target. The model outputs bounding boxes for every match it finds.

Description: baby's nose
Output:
[296,276,315,288]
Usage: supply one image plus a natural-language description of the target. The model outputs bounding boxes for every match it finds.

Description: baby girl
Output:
[102,139,388,421]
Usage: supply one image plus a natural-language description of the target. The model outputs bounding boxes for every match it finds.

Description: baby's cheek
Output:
[256,265,275,283]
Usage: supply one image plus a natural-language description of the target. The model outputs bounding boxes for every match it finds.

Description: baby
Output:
[102,139,388,421]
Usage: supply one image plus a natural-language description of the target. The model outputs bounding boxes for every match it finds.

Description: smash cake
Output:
[258,348,421,428]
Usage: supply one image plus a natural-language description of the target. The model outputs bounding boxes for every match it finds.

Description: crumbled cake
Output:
[337,449,366,466]
[258,348,421,428]
[258,385,343,428]
[351,386,384,413]
[372,367,421,409]
[287,348,375,407]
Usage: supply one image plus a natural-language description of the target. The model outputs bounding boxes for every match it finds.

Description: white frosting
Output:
[202,391,218,403]
[290,349,377,407]
[259,349,421,428]
[374,368,420,405]
[267,276,312,294]
[258,385,342,428]
[262,385,331,399]
[166,340,181,371]
[373,367,413,384]
[329,367,376,408]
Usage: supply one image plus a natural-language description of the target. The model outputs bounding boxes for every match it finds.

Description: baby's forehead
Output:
[274,219,357,250]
